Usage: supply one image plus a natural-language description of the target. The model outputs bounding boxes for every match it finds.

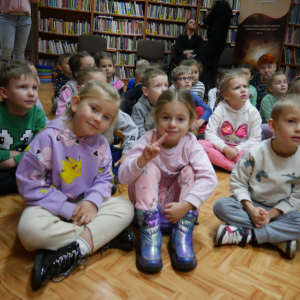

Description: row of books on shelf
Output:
[280,66,300,82]
[198,11,239,27]
[146,22,184,37]
[94,1,144,16]
[39,0,91,11]
[289,5,300,25]
[152,0,198,5]
[147,5,196,21]
[199,28,237,44]
[292,0,300,3]
[285,27,300,46]
[145,37,174,53]
[38,17,91,35]
[95,34,141,50]
[282,47,300,66]
[111,51,135,66]
[115,66,134,79]
[38,58,58,68]
[201,0,240,10]
[38,38,77,54]
[93,17,143,34]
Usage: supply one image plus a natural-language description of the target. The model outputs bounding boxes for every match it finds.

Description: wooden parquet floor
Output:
[0,83,300,300]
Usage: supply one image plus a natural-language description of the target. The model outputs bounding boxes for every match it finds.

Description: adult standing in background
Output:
[0,0,38,62]
[175,18,204,65]
[200,0,232,88]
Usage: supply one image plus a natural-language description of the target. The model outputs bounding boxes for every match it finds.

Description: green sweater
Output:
[0,102,46,164]
[249,84,257,108]
[260,94,277,123]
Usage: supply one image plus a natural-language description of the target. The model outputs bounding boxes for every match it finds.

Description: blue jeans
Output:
[0,13,32,62]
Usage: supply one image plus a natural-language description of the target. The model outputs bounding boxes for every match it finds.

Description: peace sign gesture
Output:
[137,129,168,169]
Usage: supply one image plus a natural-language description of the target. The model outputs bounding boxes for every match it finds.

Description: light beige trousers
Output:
[18,196,134,253]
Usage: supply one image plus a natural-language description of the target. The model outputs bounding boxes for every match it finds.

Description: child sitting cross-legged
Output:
[0,63,46,195]
[171,65,212,140]
[131,67,169,139]
[213,94,300,258]
[16,81,135,290]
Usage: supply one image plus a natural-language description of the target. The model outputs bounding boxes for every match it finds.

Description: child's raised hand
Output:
[163,201,195,223]
[223,146,238,161]
[72,200,98,226]
[137,129,168,168]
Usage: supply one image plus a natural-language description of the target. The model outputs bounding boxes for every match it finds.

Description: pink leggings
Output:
[128,162,195,210]
[198,140,245,171]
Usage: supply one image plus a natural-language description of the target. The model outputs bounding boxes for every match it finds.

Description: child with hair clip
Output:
[289,76,300,94]
[94,51,124,95]
[56,51,95,117]
[199,69,262,171]
[16,81,135,290]
[119,88,218,273]
[179,59,205,99]
[208,69,228,110]
[260,72,288,138]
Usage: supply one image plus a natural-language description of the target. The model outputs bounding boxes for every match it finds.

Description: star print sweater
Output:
[204,100,262,153]
[119,130,218,210]
[0,102,46,164]
[230,139,300,213]
[16,117,113,220]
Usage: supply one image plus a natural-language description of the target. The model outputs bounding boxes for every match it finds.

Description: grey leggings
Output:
[213,197,300,244]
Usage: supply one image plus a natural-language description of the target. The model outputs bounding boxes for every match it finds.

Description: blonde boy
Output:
[213,94,300,258]
[131,67,168,139]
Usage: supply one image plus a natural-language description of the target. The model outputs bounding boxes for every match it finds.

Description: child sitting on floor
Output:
[213,94,300,259]
[199,69,261,171]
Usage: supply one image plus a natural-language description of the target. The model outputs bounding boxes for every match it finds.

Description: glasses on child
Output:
[178,76,192,82]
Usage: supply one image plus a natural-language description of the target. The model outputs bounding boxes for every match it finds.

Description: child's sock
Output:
[76,237,91,256]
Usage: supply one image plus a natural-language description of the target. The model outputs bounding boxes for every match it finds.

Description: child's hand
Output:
[248,206,268,228]
[51,95,55,102]
[163,201,195,223]
[137,129,168,168]
[72,201,98,226]
[114,153,127,166]
[223,146,238,161]
[10,150,21,158]
[0,158,17,170]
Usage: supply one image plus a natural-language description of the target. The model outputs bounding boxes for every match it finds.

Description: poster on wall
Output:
[233,0,290,70]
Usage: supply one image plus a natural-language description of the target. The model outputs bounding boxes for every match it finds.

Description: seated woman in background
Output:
[175,18,204,65]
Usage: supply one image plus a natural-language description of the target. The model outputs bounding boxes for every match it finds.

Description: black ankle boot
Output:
[32,242,88,290]
[102,227,136,254]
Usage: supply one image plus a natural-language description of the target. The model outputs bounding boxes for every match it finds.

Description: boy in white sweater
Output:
[213,94,300,258]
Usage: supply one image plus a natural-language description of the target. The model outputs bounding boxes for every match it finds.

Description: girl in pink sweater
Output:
[119,88,217,273]
[56,51,95,117]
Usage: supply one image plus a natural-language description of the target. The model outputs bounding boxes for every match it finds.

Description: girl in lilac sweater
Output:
[16,81,135,289]
[119,88,218,273]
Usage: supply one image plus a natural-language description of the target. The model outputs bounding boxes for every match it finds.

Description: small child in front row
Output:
[0,64,46,195]
[119,88,218,272]
[207,69,228,110]
[199,69,262,171]
[179,59,205,99]
[56,51,95,117]
[172,65,212,139]
[126,59,150,91]
[238,64,257,108]
[260,72,288,138]
[16,81,135,290]
[131,67,169,139]
[213,94,300,258]
[94,51,124,94]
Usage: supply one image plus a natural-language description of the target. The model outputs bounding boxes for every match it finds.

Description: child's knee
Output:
[213,198,228,217]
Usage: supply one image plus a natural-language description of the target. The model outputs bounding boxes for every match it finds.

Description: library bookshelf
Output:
[279,0,300,82]
[36,0,241,81]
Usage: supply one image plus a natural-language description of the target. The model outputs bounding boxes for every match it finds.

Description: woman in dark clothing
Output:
[175,18,204,65]
[200,0,232,87]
